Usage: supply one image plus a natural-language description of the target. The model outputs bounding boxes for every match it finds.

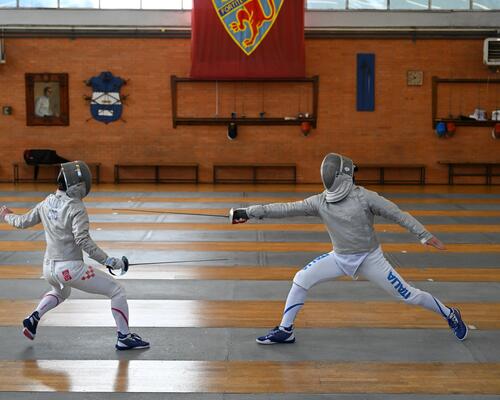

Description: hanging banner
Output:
[190,0,305,78]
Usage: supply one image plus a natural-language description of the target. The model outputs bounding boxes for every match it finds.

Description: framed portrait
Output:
[25,73,69,126]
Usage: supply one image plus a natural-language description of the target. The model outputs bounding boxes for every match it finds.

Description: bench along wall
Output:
[0,37,498,184]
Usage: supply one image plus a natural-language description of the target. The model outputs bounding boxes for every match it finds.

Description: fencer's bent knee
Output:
[48,287,70,300]
[60,286,71,299]
[109,281,126,299]
[293,269,313,290]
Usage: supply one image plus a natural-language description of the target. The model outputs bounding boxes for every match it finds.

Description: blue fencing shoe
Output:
[447,308,468,341]
[22,311,40,341]
[256,325,295,345]
[116,332,150,350]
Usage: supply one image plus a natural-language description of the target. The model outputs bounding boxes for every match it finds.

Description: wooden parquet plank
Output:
[7,207,500,217]
[0,360,499,394]
[2,182,500,193]
[1,265,500,282]
[2,195,500,204]
[1,222,500,233]
[0,300,498,329]
[1,241,500,253]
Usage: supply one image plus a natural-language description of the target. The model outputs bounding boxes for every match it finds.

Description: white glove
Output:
[105,257,126,270]
[0,206,13,222]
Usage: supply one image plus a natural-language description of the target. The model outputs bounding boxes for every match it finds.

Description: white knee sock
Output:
[280,283,308,328]
[111,294,130,335]
[36,292,63,318]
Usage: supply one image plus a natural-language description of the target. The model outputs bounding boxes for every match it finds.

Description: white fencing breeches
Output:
[281,252,346,327]
[35,260,130,334]
[357,247,451,317]
[280,247,451,327]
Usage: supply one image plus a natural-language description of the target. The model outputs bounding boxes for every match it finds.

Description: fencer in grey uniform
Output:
[231,153,468,344]
[0,161,149,350]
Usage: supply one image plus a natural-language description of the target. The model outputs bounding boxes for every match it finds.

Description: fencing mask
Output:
[58,161,92,199]
[320,153,355,203]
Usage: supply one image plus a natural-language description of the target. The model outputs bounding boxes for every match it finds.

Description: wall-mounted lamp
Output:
[2,106,12,115]
[0,33,5,64]
[227,122,237,140]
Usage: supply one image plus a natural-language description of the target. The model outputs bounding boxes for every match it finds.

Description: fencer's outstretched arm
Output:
[71,205,109,264]
[362,188,441,246]
[244,195,320,220]
[1,204,41,229]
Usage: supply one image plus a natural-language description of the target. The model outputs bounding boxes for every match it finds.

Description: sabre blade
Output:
[128,258,230,267]
[112,208,229,218]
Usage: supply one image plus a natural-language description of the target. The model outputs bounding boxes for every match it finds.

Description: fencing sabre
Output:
[107,256,231,276]
[112,208,238,224]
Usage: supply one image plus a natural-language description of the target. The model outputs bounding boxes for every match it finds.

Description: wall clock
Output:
[407,70,423,86]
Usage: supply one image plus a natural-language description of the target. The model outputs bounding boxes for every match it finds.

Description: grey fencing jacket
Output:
[4,190,108,264]
[245,185,433,255]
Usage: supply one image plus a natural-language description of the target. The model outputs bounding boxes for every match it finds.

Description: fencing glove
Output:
[105,256,129,276]
[105,257,126,270]
[0,206,13,221]
[230,208,249,224]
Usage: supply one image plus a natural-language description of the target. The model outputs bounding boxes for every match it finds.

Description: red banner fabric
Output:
[190,0,305,79]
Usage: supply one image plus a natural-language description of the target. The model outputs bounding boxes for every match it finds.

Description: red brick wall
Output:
[0,37,498,183]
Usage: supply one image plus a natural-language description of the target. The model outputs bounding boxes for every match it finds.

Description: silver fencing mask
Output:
[320,153,355,203]
[59,161,92,199]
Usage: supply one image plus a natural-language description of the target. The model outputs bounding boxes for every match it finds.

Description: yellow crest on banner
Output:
[212,0,284,56]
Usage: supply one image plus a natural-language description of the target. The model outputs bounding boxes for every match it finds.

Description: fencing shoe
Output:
[447,308,468,341]
[256,325,295,345]
[22,311,40,340]
[116,332,150,350]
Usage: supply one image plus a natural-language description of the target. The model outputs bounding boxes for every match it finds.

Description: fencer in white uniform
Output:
[0,161,149,350]
[230,153,468,344]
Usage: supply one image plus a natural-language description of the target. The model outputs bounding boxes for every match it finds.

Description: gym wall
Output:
[0,37,498,183]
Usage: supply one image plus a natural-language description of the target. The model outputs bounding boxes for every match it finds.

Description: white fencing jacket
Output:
[4,190,108,263]
[245,186,433,255]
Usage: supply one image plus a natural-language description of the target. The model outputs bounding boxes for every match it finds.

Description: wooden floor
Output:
[1,264,500,281]
[0,183,499,398]
[2,222,500,232]
[9,206,500,217]
[1,360,500,394]
[2,240,500,253]
[0,299,499,328]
